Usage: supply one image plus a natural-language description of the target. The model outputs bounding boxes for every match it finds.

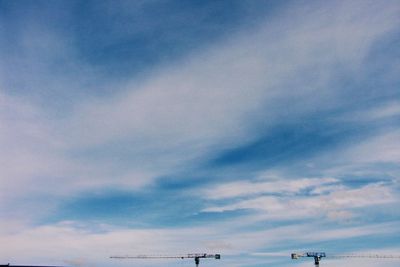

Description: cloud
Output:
[2,0,398,198]
[1,1,400,266]
[0,90,158,222]
[63,0,400,150]
[0,92,68,215]
[202,177,338,200]
[341,130,400,164]
[346,101,400,122]
[202,179,396,221]
[307,128,400,183]
[52,0,400,191]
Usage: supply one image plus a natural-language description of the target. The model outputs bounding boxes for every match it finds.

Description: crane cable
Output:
[330,254,400,259]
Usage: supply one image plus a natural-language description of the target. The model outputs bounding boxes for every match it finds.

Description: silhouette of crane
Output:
[291,252,400,266]
[110,253,221,267]
[291,252,326,266]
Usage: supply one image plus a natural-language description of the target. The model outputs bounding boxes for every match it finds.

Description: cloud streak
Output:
[1,0,400,266]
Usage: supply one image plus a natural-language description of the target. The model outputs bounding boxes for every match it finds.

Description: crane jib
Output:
[110,253,221,267]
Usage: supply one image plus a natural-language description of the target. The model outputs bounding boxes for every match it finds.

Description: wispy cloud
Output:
[202,179,396,221]
[202,177,338,200]
[1,0,400,266]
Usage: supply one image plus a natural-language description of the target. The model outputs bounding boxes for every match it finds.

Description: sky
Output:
[0,0,400,267]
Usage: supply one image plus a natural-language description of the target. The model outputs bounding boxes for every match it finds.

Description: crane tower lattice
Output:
[291,252,400,266]
[110,253,221,267]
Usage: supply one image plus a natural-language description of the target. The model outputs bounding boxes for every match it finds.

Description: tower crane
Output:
[291,252,326,266]
[110,253,221,267]
[291,252,400,266]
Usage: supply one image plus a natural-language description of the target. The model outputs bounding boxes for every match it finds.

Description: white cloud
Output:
[2,0,398,202]
[342,130,400,164]
[203,177,338,200]
[63,0,400,154]
[314,128,400,181]
[0,92,68,209]
[1,2,400,265]
[203,181,396,221]
[0,90,158,221]
[347,101,400,122]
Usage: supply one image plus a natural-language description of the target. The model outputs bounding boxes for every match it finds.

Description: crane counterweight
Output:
[291,252,400,266]
[110,253,221,267]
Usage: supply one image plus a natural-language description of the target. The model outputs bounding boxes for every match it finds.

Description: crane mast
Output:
[291,252,400,266]
[291,252,326,266]
[110,253,221,267]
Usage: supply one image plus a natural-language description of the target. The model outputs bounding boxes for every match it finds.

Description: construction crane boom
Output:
[291,252,326,265]
[291,252,400,266]
[110,253,221,267]
[331,254,400,259]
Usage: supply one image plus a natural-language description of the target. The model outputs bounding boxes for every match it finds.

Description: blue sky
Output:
[1,1,400,266]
